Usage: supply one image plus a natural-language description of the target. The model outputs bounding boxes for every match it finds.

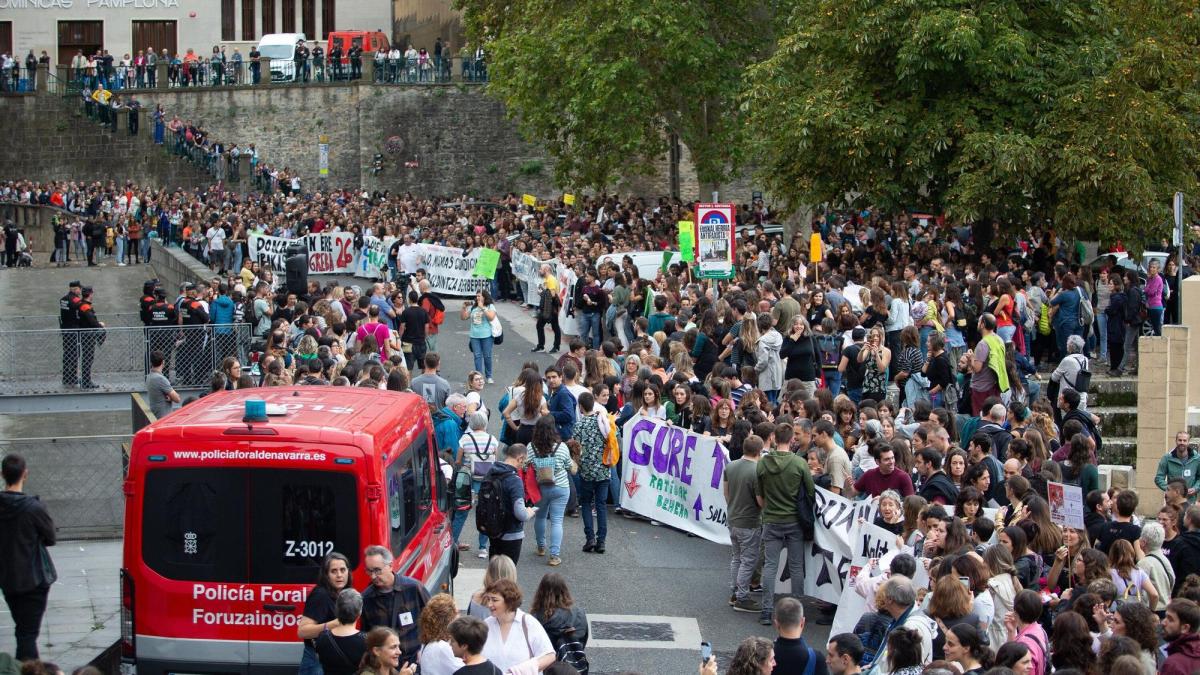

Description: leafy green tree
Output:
[746,0,1200,246]
[454,0,775,194]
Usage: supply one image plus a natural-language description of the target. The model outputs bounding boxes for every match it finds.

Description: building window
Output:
[242,0,256,41]
[302,0,316,41]
[282,0,295,33]
[321,0,335,39]
[262,0,276,35]
[222,0,235,41]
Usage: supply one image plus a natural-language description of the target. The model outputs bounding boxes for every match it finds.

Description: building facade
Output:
[0,0,390,66]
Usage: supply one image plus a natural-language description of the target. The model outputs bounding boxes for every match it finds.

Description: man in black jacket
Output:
[1170,505,1200,595]
[0,453,57,661]
[916,448,958,506]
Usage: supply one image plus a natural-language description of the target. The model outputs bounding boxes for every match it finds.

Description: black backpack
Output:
[794,466,816,539]
[475,473,511,538]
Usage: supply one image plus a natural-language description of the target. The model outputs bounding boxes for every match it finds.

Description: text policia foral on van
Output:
[191,583,309,629]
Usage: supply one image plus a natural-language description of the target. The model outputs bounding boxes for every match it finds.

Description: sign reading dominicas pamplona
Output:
[619,416,907,627]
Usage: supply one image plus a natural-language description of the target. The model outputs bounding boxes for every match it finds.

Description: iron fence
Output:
[0,323,253,395]
[0,435,129,538]
[0,313,145,331]
[57,55,487,93]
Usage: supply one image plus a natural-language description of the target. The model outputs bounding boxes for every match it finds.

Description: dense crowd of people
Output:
[4,174,1200,675]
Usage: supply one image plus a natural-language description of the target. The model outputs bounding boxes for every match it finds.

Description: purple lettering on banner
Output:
[651,426,672,474]
[666,428,685,479]
[710,442,729,489]
[626,418,657,466]
[679,435,696,486]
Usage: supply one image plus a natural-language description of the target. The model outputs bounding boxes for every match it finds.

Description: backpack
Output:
[957,299,978,333]
[794,468,816,540]
[817,334,841,369]
[1077,288,1094,327]
[428,304,445,326]
[475,473,511,538]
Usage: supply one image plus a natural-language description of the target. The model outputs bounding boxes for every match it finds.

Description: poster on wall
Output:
[694,203,735,277]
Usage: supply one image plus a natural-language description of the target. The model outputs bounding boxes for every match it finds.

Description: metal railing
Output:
[0,323,254,395]
[0,435,129,538]
[55,56,487,93]
[0,313,145,331]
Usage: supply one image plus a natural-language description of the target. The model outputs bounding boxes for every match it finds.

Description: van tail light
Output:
[120,568,135,659]
[366,483,382,502]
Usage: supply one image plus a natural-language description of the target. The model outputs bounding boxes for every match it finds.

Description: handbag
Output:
[521,464,542,503]
[490,314,504,345]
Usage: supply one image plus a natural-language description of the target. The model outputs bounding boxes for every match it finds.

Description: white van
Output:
[598,251,683,280]
[256,32,307,82]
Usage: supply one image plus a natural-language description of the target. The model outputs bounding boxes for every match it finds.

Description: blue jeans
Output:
[609,463,623,507]
[578,311,602,349]
[1096,313,1109,360]
[919,325,934,359]
[472,479,489,550]
[997,324,1016,344]
[847,387,862,405]
[299,643,324,675]
[115,236,126,263]
[1149,306,1164,336]
[579,479,610,544]
[470,336,494,378]
[451,508,469,543]
[823,370,842,396]
[765,389,779,405]
[535,484,569,556]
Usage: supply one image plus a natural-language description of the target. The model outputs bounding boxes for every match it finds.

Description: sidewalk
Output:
[0,539,122,668]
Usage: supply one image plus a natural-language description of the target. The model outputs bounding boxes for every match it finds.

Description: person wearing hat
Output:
[145,287,177,377]
[59,281,83,387]
[76,286,106,389]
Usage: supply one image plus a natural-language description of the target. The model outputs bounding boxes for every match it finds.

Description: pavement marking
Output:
[454,567,485,609]
[586,614,702,650]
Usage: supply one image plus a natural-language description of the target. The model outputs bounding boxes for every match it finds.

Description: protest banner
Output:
[510,249,552,306]
[556,265,579,337]
[355,235,394,279]
[618,416,733,545]
[474,248,501,279]
[249,232,357,275]
[1048,481,1085,529]
[829,523,931,637]
[418,244,492,296]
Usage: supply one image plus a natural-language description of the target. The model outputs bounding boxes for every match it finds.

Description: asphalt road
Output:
[322,281,834,675]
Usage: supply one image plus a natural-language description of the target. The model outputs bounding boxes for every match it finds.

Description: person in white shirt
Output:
[480,579,555,673]
[205,222,226,272]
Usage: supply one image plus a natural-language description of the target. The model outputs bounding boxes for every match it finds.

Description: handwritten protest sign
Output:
[473,248,501,279]
[1048,481,1085,529]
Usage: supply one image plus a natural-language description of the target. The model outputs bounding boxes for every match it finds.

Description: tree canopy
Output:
[453,0,776,192]
[744,0,1200,245]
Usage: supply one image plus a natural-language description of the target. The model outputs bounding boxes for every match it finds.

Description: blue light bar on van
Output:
[243,399,268,423]
[148,455,166,462]
[334,458,355,465]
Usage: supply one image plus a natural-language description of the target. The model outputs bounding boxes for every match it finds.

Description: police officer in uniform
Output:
[76,286,105,389]
[59,281,83,386]
[145,287,176,376]
[138,279,159,325]
[179,284,210,387]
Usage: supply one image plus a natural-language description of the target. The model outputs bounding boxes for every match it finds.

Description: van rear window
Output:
[142,468,359,583]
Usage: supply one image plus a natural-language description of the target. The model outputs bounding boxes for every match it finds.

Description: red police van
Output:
[121,387,458,675]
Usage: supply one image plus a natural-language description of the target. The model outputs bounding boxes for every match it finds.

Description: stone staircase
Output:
[1090,375,1138,467]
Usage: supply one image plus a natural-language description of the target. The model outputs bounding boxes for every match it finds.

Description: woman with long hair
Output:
[530,573,589,655]
[944,623,992,675]
[1050,610,1097,675]
[414,594,462,675]
[993,641,1033,675]
[927,575,979,661]
[983,545,1021,648]
[858,326,891,403]
[357,627,405,675]
[297,552,353,675]
[502,368,548,445]
[528,415,573,566]
[700,636,775,675]
[1111,602,1161,673]
[1108,539,1160,608]
[1047,526,1091,595]
[999,526,1040,589]
[461,289,498,383]
[709,398,736,446]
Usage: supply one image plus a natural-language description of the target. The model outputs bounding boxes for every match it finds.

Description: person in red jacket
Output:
[1163,598,1200,675]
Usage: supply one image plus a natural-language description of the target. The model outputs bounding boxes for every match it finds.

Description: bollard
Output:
[257,58,272,87]
[362,58,375,84]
